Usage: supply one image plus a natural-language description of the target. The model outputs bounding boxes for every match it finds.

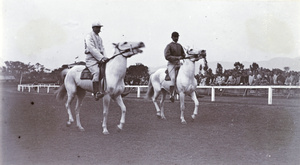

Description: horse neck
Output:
[180,59,196,77]
[107,55,127,77]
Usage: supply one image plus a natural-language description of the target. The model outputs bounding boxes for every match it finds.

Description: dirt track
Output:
[1,86,300,165]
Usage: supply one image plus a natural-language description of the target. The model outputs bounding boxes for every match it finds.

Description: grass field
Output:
[1,85,300,165]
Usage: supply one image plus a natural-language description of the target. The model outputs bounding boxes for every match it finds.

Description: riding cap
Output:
[171,31,179,37]
[92,21,103,27]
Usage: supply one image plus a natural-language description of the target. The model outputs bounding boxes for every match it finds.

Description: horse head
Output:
[112,41,145,58]
[185,47,207,62]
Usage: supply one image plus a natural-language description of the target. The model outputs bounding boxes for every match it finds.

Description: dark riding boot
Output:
[93,81,104,101]
[169,86,175,103]
[99,79,105,97]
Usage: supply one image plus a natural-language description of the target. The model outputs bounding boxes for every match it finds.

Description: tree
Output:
[4,61,35,76]
[50,65,69,84]
[284,66,290,73]
[250,62,259,73]
[234,62,244,71]
[216,63,223,75]
[4,61,36,84]
[3,61,55,84]
[1,66,7,72]
[125,63,149,85]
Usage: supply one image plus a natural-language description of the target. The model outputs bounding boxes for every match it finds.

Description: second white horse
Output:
[146,48,207,124]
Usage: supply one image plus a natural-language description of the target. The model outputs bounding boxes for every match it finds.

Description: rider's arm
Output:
[85,34,105,61]
[180,45,186,59]
[164,45,181,62]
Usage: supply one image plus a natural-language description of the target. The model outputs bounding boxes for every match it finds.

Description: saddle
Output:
[164,67,180,81]
[81,67,93,80]
[165,70,171,81]
[80,61,107,81]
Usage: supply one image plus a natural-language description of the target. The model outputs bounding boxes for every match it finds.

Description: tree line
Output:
[1,61,150,85]
[1,60,296,85]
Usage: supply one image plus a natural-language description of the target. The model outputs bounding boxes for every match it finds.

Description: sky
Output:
[1,0,300,71]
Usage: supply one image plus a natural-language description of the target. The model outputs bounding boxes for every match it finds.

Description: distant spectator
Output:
[277,72,285,85]
[240,70,249,85]
[205,68,214,85]
[252,72,261,85]
[248,71,255,85]
[215,74,225,86]
[235,72,241,85]
[290,72,297,85]
[260,72,270,85]
[198,74,206,86]
[297,73,300,85]
[268,71,274,85]
[256,71,262,80]
[226,74,236,85]
[284,72,292,85]
[273,71,278,85]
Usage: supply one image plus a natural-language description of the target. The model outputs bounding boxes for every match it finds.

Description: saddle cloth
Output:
[80,62,106,81]
[80,67,93,80]
[165,69,171,81]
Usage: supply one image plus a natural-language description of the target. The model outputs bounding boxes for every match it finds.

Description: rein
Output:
[87,44,136,68]
[108,45,135,61]
[181,54,201,62]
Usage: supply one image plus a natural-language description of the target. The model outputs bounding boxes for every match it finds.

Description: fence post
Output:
[211,87,215,102]
[47,86,50,93]
[137,87,141,98]
[37,86,39,93]
[268,86,272,105]
[28,85,31,92]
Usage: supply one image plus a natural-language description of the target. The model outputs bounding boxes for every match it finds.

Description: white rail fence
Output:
[18,84,60,93]
[123,85,300,105]
[17,84,300,105]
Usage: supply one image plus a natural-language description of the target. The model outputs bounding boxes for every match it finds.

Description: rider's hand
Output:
[101,57,109,63]
[178,56,184,60]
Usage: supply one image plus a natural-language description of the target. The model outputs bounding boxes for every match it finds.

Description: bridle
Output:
[109,43,136,61]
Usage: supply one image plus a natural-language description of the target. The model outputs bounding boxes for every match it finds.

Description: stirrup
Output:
[94,92,104,101]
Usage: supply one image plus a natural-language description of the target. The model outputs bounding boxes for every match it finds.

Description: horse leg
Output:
[65,94,75,126]
[115,95,126,131]
[152,90,162,118]
[102,95,111,135]
[179,93,187,124]
[190,91,199,120]
[160,90,167,119]
[75,88,86,131]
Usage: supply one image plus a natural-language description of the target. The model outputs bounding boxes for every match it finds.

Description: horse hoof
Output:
[191,115,197,122]
[103,131,110,135]
[117,126,122,132]
[156,115,161,119]
[181,121,187,124]
[66,122,72,127]
[78,127,85,132]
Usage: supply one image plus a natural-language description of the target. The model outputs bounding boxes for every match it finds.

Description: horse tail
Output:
[54,83,67,101]
[145,77,154,100]
[60,68,69,82]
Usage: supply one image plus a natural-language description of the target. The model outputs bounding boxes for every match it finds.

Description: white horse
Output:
[55,41,145,134]
[146,48,207,124]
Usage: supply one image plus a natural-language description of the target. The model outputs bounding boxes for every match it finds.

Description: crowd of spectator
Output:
[123,64,300,87]
[196,68,300,86]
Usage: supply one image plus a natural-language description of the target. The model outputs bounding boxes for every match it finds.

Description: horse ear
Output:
[112,43,117,46]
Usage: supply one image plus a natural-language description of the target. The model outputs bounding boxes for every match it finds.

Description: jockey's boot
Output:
[169,86,175,103]
[93,81,104,101]
[99,79,105,98]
